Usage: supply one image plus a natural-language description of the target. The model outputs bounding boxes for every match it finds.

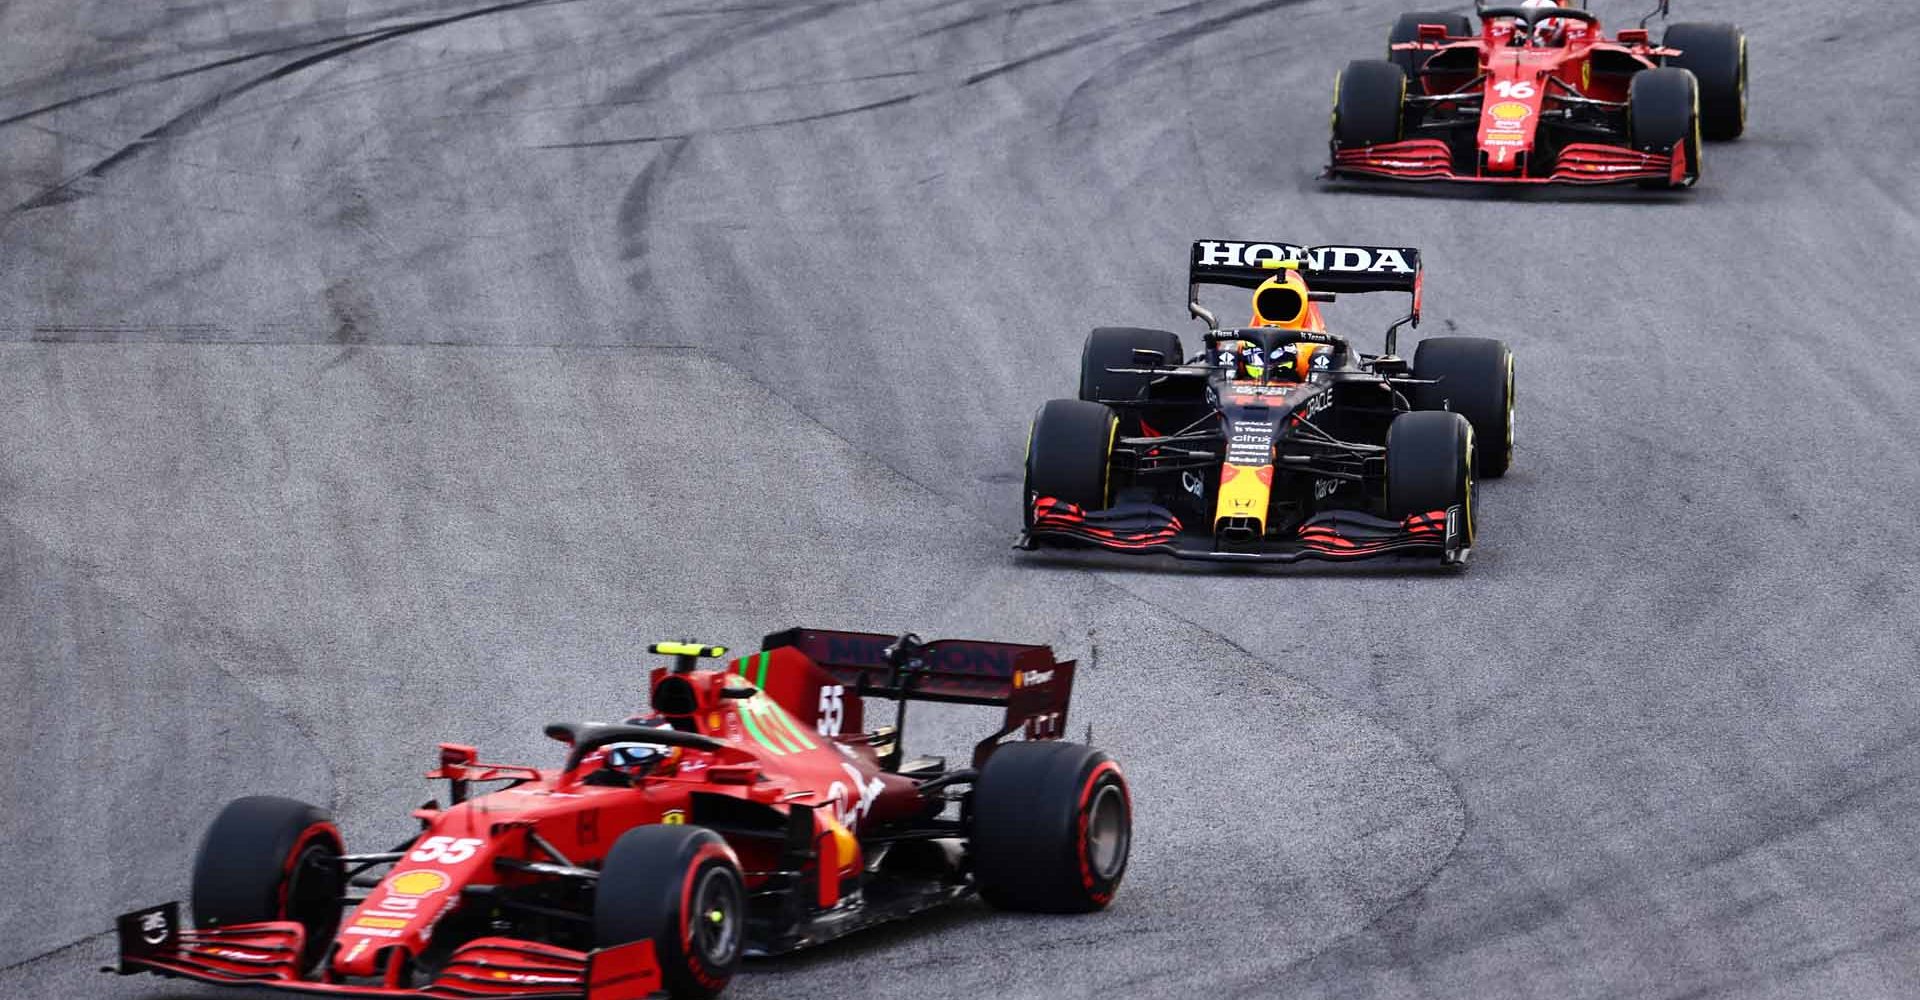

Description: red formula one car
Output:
[1327,1,1747,187]
[113,632,1130,999]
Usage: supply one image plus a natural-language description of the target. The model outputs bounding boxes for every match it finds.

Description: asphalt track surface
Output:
[2,1,1918,998]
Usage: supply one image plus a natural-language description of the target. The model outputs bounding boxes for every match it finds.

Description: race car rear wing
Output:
[1187,239,1425,352]
[758,628,1073,764]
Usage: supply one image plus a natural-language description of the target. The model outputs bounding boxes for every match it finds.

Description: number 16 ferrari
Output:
[1327,1,1747,187]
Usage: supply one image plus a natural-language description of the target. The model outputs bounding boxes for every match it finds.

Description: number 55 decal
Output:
[409,836,484,864]
[817,685,845,737]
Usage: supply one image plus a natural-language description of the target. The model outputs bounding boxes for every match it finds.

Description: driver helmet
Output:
[593,719,683,780]
[596,741,679,779]
[1217,340,1267,381]
[1521,0,1568,45]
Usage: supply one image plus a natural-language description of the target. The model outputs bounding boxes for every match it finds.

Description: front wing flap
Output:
[114,903,661,1000]
[1023,497,1466,564]
[1330,138,1691,186]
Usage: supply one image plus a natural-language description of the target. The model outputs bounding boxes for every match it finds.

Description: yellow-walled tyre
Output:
[1023,399,1116,527]
[1333,59,1406,148]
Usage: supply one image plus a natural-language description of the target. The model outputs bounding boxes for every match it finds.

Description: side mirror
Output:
[1617,27,1649,43]
[1307,291,1337,303]
[1417,23,1449,41]
[1130,348,1167,367]
[437,743,479,768]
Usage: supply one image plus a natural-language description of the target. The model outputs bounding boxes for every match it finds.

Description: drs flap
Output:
[1190,239,1423,293]
[758,628,1070,707]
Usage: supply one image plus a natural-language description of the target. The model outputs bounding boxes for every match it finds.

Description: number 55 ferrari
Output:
[112,632,1130,999]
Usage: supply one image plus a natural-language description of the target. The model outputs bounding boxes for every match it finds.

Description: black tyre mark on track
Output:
[910,0,1090,42]
[961,23,1128,86]
[616,137,693,301]
[0,28,394,129]
[593,3,848,111]
[1054,0,1304,133]
[7,0,578,215]
[539,92,917,148]
[546,2,1141,149]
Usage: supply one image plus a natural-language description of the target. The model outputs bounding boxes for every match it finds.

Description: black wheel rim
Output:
[1085,783,1130,881]
[689,866,741,967]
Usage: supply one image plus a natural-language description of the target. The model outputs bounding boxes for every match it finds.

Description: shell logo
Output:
[1489,102,1530,121]
[388,870,449,896]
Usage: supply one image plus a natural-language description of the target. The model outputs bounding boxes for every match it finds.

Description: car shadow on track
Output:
[740,899,991,972]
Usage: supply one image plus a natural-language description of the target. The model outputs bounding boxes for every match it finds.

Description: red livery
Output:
[1327,2,1747,187]
[114,632,1131,999]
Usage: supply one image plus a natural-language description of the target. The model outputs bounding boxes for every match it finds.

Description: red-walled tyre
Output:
[969,741,1131,913]
[191,795,345,973]
[595,825,744,1000]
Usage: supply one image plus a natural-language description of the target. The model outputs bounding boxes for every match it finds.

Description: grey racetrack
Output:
[3,1,1917,998]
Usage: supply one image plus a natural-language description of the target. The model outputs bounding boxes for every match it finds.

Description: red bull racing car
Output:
[1327,1,1747,187]
[113,632,1129,999]
[1019,239,1514,568]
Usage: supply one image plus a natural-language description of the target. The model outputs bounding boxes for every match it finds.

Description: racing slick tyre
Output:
[1662,23,1746,140]
[190,795,345,973]
[1385,410,1473,548]
[1411,336,1514,478]
[595,825,745,1000]
[1080,326,1183,407]
[1389,11,1473,83]
[1628,67,1701,187]
[1333,59,1407,148]
[970,741,1131,913]
[1023,398,1117,527]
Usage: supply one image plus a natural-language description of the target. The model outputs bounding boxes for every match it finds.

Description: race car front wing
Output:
[112,903,661,1000]
[1329,137,1690,186]
[1020,497,1468,565]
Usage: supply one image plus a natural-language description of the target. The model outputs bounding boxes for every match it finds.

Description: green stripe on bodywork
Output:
[754,651,769,689]
[753,698,807,754]
[767,702,817,750]
[737,701,787,755]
